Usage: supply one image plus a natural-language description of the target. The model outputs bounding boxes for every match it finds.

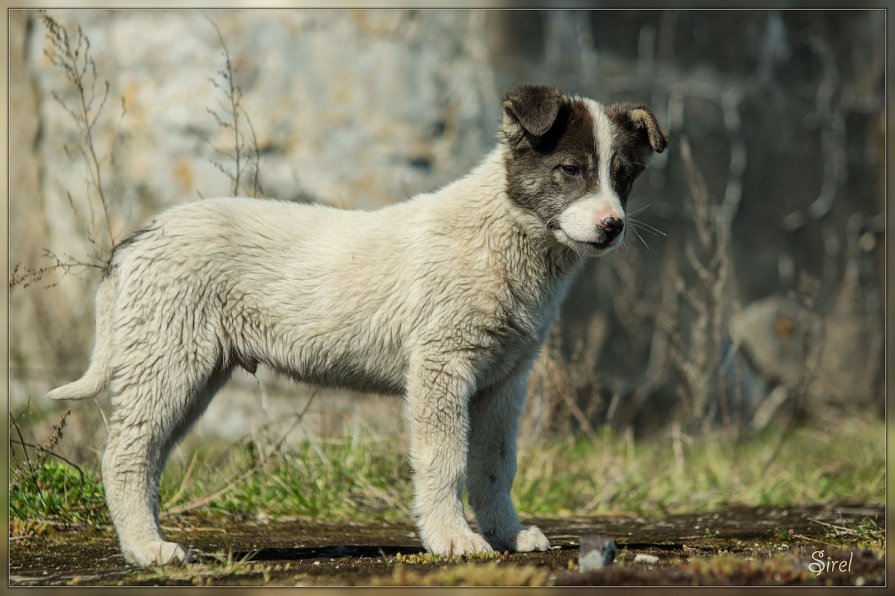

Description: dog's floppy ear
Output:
[502,84,563,143]
[607,103,668,154]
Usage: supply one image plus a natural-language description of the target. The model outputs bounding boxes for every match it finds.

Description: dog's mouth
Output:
[554,228,623,256]
[576,237,621,254]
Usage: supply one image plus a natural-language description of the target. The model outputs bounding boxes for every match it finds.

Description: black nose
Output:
[600,217,624,241]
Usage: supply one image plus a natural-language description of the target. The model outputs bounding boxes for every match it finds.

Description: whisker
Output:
[543,213,562,234]
[628,223,650,249]
[627,203,652,217]
[627,217,667,237]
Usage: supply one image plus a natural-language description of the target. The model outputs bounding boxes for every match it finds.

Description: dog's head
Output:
[502,84,667,257]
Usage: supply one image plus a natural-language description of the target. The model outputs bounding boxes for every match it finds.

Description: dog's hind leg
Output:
[467,375,550,552]
[103,345,225,567]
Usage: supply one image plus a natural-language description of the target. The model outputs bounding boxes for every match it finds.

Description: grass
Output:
[159,438,414,521]
[513,414,885,517]
[9,460,107,534]
[372,560,552,586]
[8,414,884,533]
[7,415,885,586]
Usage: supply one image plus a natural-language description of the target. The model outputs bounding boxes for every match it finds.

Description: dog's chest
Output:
[444,231,575,388]
[478,321,550,389]
[472,272,570,388]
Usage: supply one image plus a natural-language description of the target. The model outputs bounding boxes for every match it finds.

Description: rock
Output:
[731,287,882,421]
[578,535,617,571]
[729,296,822,388]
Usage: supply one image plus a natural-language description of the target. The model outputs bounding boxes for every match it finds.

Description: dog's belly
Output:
[270,339,407,396]
[227,297,409,396]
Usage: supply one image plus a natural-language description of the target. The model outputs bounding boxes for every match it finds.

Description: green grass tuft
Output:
[9,460,108,530]
[158,438,414,522]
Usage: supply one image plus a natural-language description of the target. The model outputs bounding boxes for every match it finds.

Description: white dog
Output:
[49,84,666,567]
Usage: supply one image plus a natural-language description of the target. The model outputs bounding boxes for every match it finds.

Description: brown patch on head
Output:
[502,84,564,143]
[503,91,601,227]
[605,103,668,202]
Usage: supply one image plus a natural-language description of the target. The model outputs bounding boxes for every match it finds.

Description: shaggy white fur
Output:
[48,85,665,566]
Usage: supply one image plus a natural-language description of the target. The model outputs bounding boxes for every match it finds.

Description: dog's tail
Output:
[47,273,117,400]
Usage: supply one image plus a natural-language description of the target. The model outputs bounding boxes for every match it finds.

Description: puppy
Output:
[48,84,666,566]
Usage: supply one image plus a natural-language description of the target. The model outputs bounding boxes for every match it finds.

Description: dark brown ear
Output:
[607,103,668,154]
[502,84,563,143]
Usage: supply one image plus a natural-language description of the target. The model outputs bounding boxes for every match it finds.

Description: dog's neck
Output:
[467,144,585,273]
[433,144,585,304]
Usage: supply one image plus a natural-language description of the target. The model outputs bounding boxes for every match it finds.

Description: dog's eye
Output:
[559,164,580,176]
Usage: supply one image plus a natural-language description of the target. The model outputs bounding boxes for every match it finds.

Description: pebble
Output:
[634,553,660,565]
[578,535,617,572]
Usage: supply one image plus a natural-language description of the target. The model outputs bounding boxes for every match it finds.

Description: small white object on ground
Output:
[634,553,660,564]
[578,535,617,572]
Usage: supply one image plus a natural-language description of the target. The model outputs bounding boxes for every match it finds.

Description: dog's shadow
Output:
[200,542,578,565]
[199,544,426,564]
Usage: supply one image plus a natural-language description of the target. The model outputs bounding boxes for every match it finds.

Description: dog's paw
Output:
[513,525,551,552]
[483,524,551,552]
[427,531,494,557]
[124,540,192,567]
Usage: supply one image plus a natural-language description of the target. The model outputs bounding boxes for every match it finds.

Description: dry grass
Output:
[513,413,884,518]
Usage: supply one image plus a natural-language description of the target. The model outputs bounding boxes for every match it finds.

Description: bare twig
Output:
[11,12,125,290]
[671,136,735,430]
[203,15,264,198]
[9,412,38,491]
[41,12,116,257]
[162,449,200,509]
[9,248,105,290]
[163,465,256,516]
[244,110,264,198]
[162,390,317,516]
[9,409,75,494]
[9,439,84,482]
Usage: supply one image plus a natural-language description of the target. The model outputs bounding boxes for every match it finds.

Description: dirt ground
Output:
[9,503,885,586]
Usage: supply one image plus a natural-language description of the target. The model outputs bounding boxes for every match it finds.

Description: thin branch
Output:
[163,390,318,516]
[24,11,125,291]
[9,439,85,483]
[201,14,264,199]
[207,15,241,196]
[9,413,39,492]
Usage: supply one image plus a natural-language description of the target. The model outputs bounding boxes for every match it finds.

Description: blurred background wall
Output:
[8,9,885,459]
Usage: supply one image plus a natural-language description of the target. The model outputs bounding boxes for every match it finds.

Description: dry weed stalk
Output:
[203,16,264,198]
[10,12,125,289]
[602,234,677,428]
[664,136,735,431]
[9,408,80,493]
[162,390,317,515]
[522,317,608,445]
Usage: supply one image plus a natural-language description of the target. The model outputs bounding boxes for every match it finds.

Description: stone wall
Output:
[9,9,885,455]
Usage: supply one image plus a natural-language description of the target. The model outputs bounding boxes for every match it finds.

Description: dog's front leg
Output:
[404,354,493,556]
[467,375,551,552]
